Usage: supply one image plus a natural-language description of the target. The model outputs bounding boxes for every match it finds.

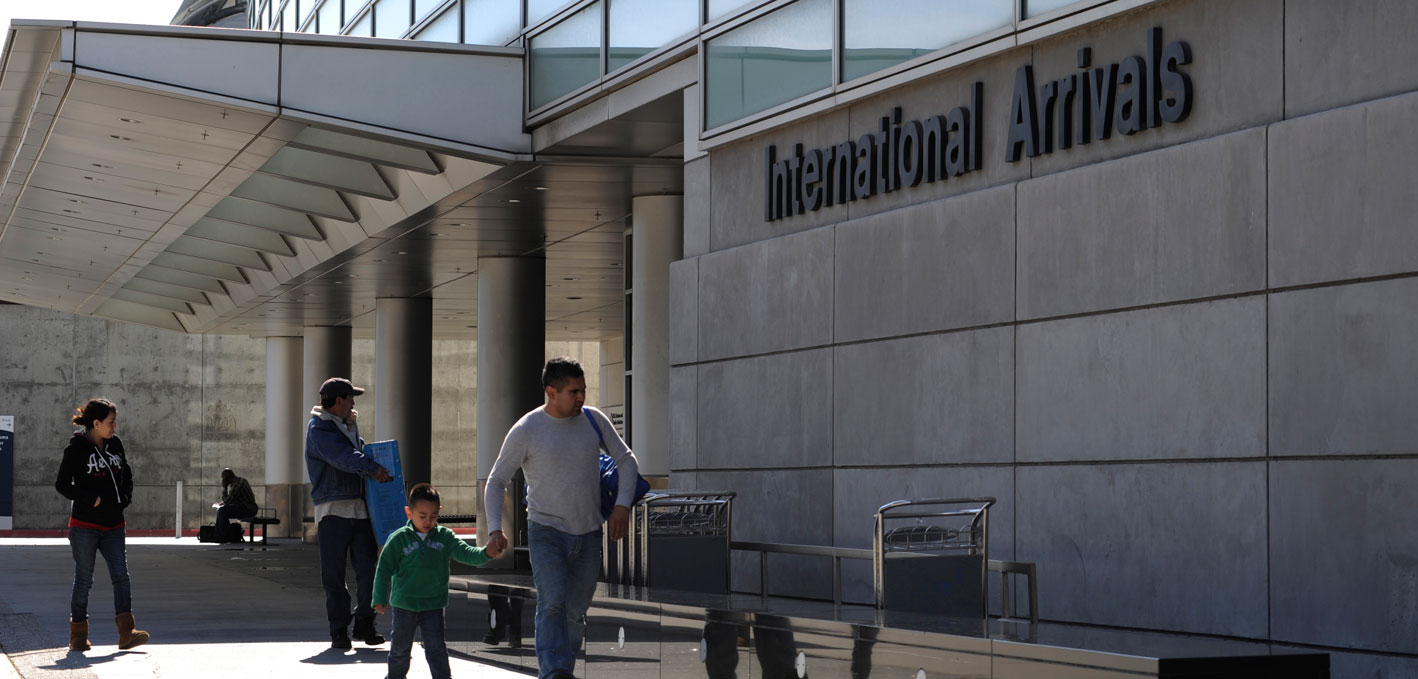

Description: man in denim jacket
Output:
[305,377,393,650]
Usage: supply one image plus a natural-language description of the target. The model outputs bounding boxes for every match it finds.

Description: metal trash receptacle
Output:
[636,491,736,595]
[873,497,995,618]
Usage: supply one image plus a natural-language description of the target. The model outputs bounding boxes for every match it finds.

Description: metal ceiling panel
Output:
[18,186,169,233]
[165,238,271,271]
[287,127,441,174]
[93,297,187,333]
[135,266,228,294]
[206,197,323,239]
[258,146,395,200]
[150,252,247,282]
[111,287,193,314]
[64,78,273,135]
[230,173,355,221]
[121,276,211,305]
[185,218,295,256]
[27,161,193,212]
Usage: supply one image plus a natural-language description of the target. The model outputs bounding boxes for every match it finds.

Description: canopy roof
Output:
[0,22,680,339]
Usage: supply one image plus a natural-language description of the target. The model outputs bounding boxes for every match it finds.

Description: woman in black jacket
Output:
[54,398,150,652]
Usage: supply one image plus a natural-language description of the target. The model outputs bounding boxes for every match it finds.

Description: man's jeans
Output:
[527,522,602,679]
[317,515,378,635]
[69,526,131,622]
[388,607,449,679]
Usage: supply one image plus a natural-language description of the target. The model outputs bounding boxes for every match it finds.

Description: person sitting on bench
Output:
[216,468,259,543]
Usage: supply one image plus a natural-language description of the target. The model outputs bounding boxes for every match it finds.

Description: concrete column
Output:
[300,325,352,538]
[476,256,545,553]
[630,195,683,478]
[264,336,303,538]
[376,298,433,488]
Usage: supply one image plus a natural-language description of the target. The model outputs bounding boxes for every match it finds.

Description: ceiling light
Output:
[396,251,409,255]
[535,186,548,191]
[507,199,521,203]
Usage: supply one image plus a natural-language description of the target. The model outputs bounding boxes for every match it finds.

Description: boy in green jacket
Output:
[373,483,502,679]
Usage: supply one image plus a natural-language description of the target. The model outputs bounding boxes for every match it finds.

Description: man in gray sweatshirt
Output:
[484,357,639,679]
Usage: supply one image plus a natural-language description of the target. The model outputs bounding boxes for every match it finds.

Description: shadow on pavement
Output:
[40,649,142,671]
[299,646,388,665]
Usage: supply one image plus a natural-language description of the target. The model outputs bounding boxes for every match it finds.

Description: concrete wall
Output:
[0,303,598,529]
[675,0,1418,668]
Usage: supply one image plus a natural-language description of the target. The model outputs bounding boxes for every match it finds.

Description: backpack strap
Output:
[583,407,606,452]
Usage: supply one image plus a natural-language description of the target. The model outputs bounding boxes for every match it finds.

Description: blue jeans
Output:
[317,515,378,635]
[69,526,131,622]
[387,607,449,679]
[527,522,601,679]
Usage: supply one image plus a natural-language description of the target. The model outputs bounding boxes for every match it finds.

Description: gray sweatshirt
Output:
[485,406,638,536]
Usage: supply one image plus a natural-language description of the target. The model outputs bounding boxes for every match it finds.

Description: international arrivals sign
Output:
[764,27,1193,222]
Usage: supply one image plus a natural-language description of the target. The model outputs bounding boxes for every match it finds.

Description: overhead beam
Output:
[286,127,441,175]
[207,197,324,240]
[230,173,356,222]
[134,266,229,294]
[151,252,248,283]
[166,237,272,271]
[258,146,396,200]
[121,276,212,305]
[110,288,194,315]
[185,218,296,257]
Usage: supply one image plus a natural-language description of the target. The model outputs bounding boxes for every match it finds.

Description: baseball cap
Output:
[319,377,365,397]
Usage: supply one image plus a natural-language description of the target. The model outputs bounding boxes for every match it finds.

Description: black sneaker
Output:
[353,618,386,646]
[331,628,352,650]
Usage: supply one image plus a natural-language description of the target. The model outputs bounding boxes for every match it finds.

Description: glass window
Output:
[317,0,343,33]
[529,1,602,109]
[415,4,460,42]
[349,7,374,35]
[375,0,412,37]
[415,0,444,22]
[282,0,297,30]
[843,0,1011,82]
[527,0,569,28]
[301,0,318,26]
[1025,0,1080,17]
[704,0,830,130]
[707,0,754,23]
[464,0,520,45]
[608,0,695,72]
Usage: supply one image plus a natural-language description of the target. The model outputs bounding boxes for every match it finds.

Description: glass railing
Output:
[252,0,1120,130]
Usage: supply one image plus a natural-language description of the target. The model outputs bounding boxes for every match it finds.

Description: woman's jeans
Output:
[387,607,449,679]
[527,522,602,679]
[69,526,131,622]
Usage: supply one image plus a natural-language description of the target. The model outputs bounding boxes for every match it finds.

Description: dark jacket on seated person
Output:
[223,475,259,515]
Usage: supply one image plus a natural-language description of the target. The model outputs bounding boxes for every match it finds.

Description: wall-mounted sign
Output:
[763,27,1193,222]
[765,84,983,222]
[0,415,13,529]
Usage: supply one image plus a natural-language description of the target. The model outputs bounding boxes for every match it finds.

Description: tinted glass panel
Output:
[415,4,460,41]
[707,0,754,22]
[464,0,520,45]
[842,0,1011,82]
[282,0,297,29]
[415,0,444,21]
[527,0,569,27]
[705,0,830,129]
[301,0,318,25]
[529,1,602,109]
[317,0,343,33]
[608,0,695,71]
[375,0,412,36]
[1025,0,1079,17]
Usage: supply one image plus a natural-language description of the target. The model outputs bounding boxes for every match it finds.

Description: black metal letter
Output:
[1088,63,1117,141]
[1115,55,1145,136]
[1006,66,1040,162]
[946,107,967,177]
[897,119,923,188]
[801,148,823,211]
[922,115,945,183]
[1160,40,1193,123]
[764,145,778,221]
[853,134,877,200]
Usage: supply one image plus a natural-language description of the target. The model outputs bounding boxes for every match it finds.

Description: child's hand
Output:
[375,604,386,615]
[485,541,503,559]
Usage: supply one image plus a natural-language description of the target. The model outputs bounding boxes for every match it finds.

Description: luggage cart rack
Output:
[874,497,995,617]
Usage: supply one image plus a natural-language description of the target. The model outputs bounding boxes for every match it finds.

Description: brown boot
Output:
[68,618,91,651]
[115,612,150,650]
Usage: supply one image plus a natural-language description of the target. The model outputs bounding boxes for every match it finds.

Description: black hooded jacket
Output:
[54,432,134,528]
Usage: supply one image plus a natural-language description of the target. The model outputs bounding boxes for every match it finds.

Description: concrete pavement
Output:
[0,537,528,679]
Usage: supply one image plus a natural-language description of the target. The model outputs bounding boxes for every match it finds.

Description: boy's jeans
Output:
[69,525,131,622]
[388,607,449,679]
[527,521,602,679]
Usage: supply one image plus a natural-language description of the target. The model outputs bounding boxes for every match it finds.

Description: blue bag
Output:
[585,408,650,520]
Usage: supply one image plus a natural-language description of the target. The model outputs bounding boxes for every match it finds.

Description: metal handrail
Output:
[730,541,873,609]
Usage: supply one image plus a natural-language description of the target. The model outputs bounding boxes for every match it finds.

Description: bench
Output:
[241,508,281,545]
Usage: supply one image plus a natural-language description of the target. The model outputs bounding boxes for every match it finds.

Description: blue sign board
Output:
[0,415,13,521]
[362,440,405,548]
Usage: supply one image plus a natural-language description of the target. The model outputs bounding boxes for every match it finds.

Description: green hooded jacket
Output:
[373,521,490,612]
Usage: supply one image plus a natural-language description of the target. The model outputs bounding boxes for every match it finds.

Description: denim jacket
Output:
[305,407,382,505]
